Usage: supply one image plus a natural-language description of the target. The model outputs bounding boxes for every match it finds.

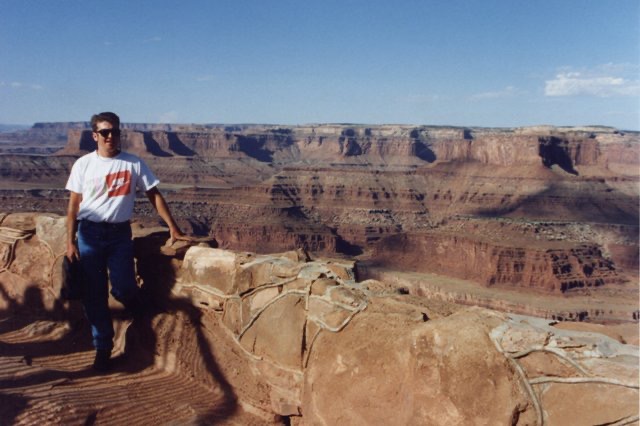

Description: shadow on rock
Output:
[125,230,238,420]
[0,284,91,358]
[0,392,29,425]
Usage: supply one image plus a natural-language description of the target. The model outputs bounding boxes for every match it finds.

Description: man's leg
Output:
[107,224,139,309]
[77,222,114,355]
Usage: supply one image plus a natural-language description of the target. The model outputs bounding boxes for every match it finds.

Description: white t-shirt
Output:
[66,151,159,223]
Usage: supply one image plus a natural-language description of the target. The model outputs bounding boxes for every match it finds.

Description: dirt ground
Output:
[0,302,269,425]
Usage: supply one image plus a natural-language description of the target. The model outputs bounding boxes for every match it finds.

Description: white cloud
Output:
[596,62,639,74]
[470,86,526,100]
[144,36,162,43]
[545,67,640,97]
[3,81,42,90]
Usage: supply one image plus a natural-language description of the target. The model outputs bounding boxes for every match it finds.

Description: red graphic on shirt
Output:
[105,170,132,197]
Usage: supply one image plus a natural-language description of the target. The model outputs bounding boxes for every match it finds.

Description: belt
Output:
[80,219,131,229]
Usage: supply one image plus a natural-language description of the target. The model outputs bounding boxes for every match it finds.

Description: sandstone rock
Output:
[10,238,52,288]
[221,296,247,334]
[302,308,534,425]
[239,293,306,368]
[35,214,66,256]
[490,314,639,425]
[309,277,336,295]
[174,246,638,424]
[0,212,38,231]
[540,383,638,425]
[248,286,280,313]
[1,221,638,425]
[180,247,245,295]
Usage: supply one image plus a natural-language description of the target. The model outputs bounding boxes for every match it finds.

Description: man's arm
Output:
[146,187,187,243]
[66,191,82,261]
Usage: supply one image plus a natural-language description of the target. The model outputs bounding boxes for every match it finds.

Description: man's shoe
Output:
[93,349,111,372]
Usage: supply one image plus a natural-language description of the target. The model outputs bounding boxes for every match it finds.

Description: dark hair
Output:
[90,112,120,131]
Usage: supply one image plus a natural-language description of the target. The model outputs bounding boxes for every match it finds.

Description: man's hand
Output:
[66,241,80,261]
[168,227,193,245]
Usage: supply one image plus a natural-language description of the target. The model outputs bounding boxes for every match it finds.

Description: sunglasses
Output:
[95,128,121,138]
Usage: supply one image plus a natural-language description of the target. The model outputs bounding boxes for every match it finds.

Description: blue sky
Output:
[1,0,639,129]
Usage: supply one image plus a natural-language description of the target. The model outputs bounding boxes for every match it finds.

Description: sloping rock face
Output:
[372,233,622,293]
[0,213,638,424]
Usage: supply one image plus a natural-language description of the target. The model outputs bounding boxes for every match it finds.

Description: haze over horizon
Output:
[1,0,639,130]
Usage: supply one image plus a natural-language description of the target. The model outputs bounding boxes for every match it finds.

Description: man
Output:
[66,112,187,372]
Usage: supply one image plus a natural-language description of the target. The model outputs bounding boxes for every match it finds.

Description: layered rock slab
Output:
[0,213,638,425]
[174,245,638,424]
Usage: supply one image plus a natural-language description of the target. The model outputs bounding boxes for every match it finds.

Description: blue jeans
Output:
[77,220,138,351]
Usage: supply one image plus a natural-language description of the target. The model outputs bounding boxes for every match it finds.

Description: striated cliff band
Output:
[0,123,638,322]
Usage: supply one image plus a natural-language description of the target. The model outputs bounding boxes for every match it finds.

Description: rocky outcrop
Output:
[1,215,636,425]
[134,242,640,424]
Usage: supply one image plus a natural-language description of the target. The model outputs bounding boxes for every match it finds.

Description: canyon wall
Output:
[370,233,621,293]
[0,123,638,299]
[50,124,639,173]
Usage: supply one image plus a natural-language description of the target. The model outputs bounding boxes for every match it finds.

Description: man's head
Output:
[91,112,120,131]
[91,112,121,158]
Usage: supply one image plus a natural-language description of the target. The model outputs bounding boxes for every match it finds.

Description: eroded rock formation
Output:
[0,213,637,424]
